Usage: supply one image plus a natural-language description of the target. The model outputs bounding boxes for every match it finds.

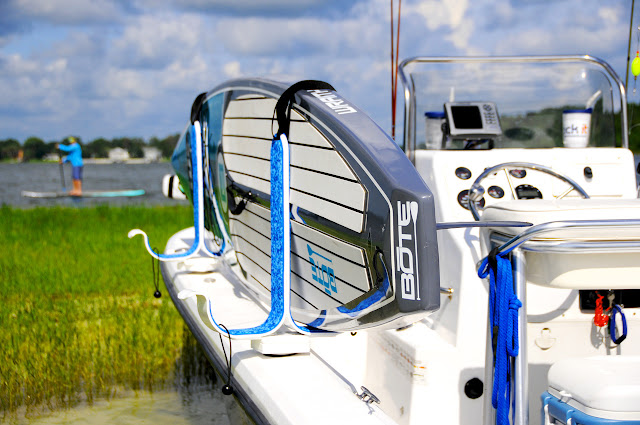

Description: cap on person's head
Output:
[68,136,77,143]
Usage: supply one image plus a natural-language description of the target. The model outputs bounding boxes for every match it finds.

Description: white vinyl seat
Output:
[482,198,640,240]
[481,198,640,289]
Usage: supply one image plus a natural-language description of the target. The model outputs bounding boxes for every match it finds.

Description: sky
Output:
[0,0,638,144]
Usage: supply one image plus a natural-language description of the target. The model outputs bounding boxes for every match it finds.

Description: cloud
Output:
[223,61,241,78]
[141,0,366,18]
[12,0,126,25]
[412,0,469,31]
[0,0,636,144]
[110,13,205,69]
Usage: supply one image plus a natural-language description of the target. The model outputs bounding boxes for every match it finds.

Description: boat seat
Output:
[481,199,640,289]
[482,198,640,240]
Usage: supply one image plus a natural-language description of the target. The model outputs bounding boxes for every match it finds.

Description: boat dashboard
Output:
[413,148,637,222]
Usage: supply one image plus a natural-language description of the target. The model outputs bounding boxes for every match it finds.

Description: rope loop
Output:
[609,304,628,345]
[480,249,521,425]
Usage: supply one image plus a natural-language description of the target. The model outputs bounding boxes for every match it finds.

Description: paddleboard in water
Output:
[22,189,145,198]
[171,78,441,331]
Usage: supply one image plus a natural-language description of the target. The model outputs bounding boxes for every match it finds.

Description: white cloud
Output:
[161,55,210,90]
[111,13,204,69]
[412,0,469,31]
[99,68,155,99]
[223,61,241,78]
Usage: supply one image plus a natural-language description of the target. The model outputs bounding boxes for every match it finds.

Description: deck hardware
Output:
[535,328,556,350]
[558,390,572,403]
[464,378,484,399]
[440,287,454,295]
[357,386,380,405]
[396,324,413,331]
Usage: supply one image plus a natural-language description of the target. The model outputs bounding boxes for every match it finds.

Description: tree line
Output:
[0,134,180,162]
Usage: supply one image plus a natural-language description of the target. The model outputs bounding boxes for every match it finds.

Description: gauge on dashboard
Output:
[487,185,504,199]
[455,167,472,180]
[515,184,542,199]
[509,169,527,179]
[457,190,485,210]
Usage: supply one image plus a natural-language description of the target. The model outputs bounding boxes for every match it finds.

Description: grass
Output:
[0,205,216,420]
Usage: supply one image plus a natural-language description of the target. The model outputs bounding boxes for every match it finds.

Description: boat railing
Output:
[478,218,640,425]
[398,55,629,164]
[482,219,640,261]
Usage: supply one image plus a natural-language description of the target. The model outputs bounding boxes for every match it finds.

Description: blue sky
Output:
[0,0,636,143]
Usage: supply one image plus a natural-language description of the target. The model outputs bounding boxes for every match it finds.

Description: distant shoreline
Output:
[83,158,171,164]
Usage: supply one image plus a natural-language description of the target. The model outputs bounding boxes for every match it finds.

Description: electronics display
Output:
[444,101,502,139]
[515,184,542,199]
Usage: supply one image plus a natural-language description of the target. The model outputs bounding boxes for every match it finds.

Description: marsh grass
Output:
[0,205,215,420]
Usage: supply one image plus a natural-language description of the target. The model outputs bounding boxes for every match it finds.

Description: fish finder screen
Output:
[451,106,483,129]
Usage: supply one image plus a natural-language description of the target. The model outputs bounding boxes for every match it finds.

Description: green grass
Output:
[0,205,213,420]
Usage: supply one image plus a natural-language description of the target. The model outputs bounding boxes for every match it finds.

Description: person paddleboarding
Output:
[56,136,83,196]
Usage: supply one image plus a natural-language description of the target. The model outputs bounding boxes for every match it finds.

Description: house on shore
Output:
[108,147,130,162]
[142,147,161,162]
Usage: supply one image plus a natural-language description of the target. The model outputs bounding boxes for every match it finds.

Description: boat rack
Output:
[479,219,640,425]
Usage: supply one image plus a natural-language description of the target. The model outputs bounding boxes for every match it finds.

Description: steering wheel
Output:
[468,162,590,221]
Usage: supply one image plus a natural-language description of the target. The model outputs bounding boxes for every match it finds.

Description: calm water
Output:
[1,162,253,424]
[2,158,639,208]
[7,323,254,425]
[0,162,184,207]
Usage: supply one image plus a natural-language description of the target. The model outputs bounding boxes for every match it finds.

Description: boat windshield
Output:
[399,56,627,153]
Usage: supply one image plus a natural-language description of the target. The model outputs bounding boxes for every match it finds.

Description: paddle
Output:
[58,154,66,192]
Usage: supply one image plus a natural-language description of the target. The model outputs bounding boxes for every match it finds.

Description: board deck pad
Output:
[173,78,441,331]
[22,189,145,198]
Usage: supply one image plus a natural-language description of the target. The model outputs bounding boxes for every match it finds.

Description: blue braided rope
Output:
[478,252,522,425]
[225,134,286,336]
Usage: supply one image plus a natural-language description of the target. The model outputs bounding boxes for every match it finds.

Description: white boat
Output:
[131,55,640,425]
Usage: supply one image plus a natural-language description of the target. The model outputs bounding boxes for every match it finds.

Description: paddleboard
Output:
[22,189,145,198]
[171,78,441,331]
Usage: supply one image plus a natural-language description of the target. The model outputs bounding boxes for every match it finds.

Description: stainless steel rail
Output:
[482,219,640,265]
[398,55,629,163]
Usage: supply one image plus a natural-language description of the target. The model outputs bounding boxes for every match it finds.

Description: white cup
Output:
[562,109,592,148]
[424,111,445,150]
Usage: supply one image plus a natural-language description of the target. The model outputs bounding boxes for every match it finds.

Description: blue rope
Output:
[478,249,522,425]
[609,304,628,344]
[227,134,286,335]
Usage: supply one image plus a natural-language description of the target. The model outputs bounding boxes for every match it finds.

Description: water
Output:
[21,390,248,425]
[7,325,254,424]
[0,162,184,207]
[2,158,639,208]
